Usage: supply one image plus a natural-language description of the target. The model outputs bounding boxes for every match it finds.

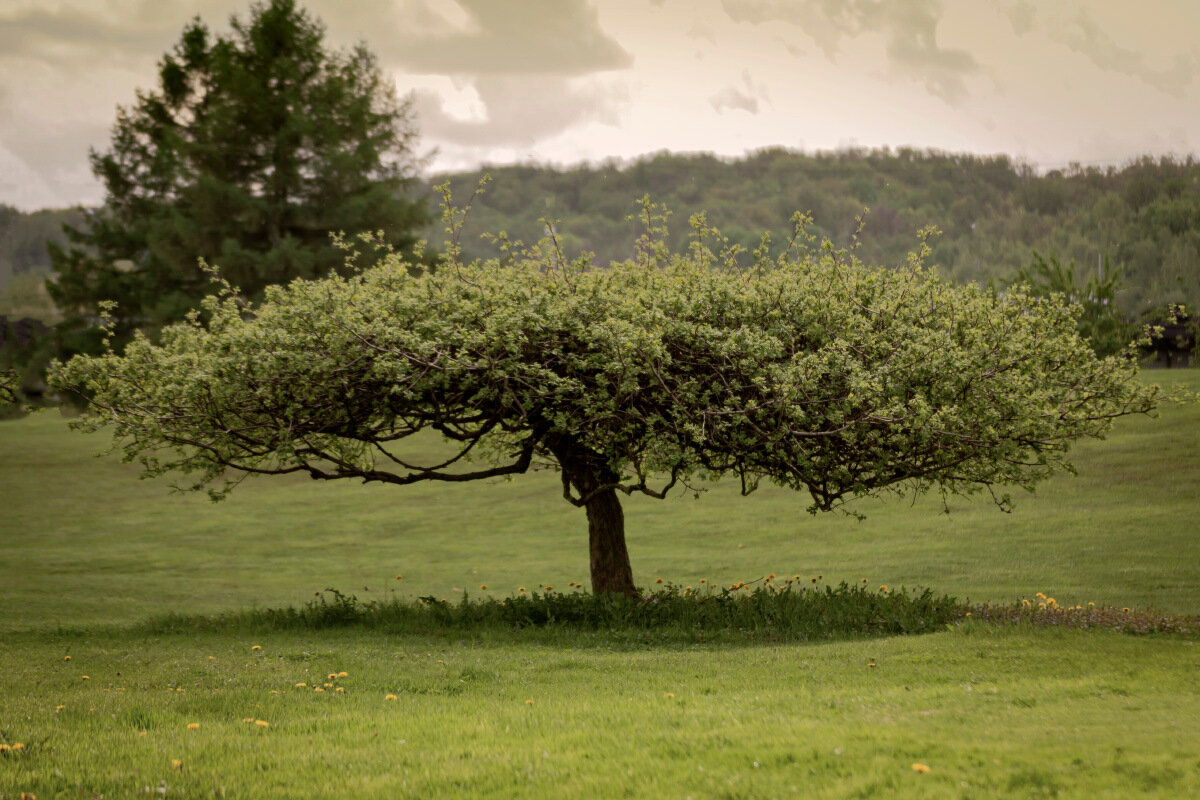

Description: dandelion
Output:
[911,763,931,774]
[1035,592,1046,600]
[186,723,200,730]
[395,575,403,580]
[1123,607,1131,612]
[544,585,553,592]
[655,578,663,584]
[385,694,398,701]
[699,578,706,584]
[335,687,345,693]
[323,682,334,688]
[811,577,817,583]
[328,673,337,680]
[337,671,348,678]
[63,655,71,661]
[965,612,972,617]
[1021,599,1031,608]
[269,690,280,695]
[255,720,269,728]
[55,704,65,710]
[138,731,148,737]
[314,687,325,693]
[251,645,262,651]
[525,699,534,705]
[880,585,889,593]
[663,692,675,699]
[519,587,527,593]
[862,578,868,583]
[0,744,9,752]
[81,675,89,680]
[767,573,775,580]
[1046,598,1057,608]
[480,584,487,590]
[171,758,182,770]
[1088,601,1095,607]
[208,656,216,660]
[243,718,255,723]
[868,662,876,668]
[295,682,307,688]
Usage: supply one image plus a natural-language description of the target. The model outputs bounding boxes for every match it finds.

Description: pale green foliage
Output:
[50,200,1157,513]
[0,369,21,408]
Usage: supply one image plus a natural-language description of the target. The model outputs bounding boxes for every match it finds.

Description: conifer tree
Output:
[49,0,427,329]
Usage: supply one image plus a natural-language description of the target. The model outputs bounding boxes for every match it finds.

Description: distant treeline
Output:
[424,148,1200,316]
[4,148,1200,318]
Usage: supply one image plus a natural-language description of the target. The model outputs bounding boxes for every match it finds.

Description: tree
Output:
[50,201,1158,594]
[48,0,427,330]
[1006,251,1134,357]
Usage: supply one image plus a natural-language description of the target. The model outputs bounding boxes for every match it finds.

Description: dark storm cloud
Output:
[721,0,981,104]
[382,0,633,76]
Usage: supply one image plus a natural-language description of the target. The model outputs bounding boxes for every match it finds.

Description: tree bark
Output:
[548,436,638,596]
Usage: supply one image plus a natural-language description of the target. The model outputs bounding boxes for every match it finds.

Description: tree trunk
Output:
[584,483,637,596]
[548,436,638,596]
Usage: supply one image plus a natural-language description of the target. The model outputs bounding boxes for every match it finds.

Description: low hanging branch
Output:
[52,198,1160,595]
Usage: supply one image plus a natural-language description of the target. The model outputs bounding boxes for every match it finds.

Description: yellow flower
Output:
[336,671,348,678]
[699,578,706,584]
[965,612,972,617]
[242,717,255,723]
[767,573,775,580]
[171,758,183,770]
[328,673,337,680]
[544,585,553,591]
[655,578,663,584]
[186,723,199,730]
[861,578,868,583]
[295,682,307,688]
[395,575,403,580]
[1035,592,1046,600]
[385,694,398,701]
[0,744,9,752]
[519,587,527,593]
[867,662,876,668]
[1088,601,1095,607]
[138,731,148,737]
[55,704,65,710]
[335,687,345,693]
[314,687,325,693]
[911,763,931,774]
[254,720,269,728]
[480,584,487,590]
[663,692,675,698]
[1021,599,1031,608]
[323,682,334,688]
[1123,607,1131,612]
[879,585,889,593]
[811,577,818,583]
[251,645,262,651]
[81,675,89,680]
[269,690,280,695]
[63,655,71,661]
[524,699,534,705]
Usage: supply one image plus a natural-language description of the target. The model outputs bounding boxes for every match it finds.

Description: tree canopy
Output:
[51,199,1159,594]
[48,0,428,330]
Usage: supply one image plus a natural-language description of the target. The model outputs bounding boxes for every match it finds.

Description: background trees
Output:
[47,0,428,331]
[51,205,1158,594]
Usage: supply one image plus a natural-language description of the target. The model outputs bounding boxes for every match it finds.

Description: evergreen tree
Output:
[48,0,428,329]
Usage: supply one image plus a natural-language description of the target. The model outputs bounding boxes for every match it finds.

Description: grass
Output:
[1,368,1198,797]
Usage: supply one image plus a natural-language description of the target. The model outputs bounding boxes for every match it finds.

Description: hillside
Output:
[424,148,1200,316]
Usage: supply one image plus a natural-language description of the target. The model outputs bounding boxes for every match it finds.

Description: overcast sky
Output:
[1,0,1198,210]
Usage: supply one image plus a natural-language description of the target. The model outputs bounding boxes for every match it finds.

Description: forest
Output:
[3,147,1199,322]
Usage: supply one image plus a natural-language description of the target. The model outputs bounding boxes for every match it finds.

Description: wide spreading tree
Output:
[49,0,427,330]
[50,202,1158,594]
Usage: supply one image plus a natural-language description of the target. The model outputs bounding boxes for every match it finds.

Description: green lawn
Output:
[1,369,1197,798]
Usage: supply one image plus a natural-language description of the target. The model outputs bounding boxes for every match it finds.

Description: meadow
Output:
[1,369,1198,798]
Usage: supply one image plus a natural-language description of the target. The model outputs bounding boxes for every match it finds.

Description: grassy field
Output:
[1,369,1198,797]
